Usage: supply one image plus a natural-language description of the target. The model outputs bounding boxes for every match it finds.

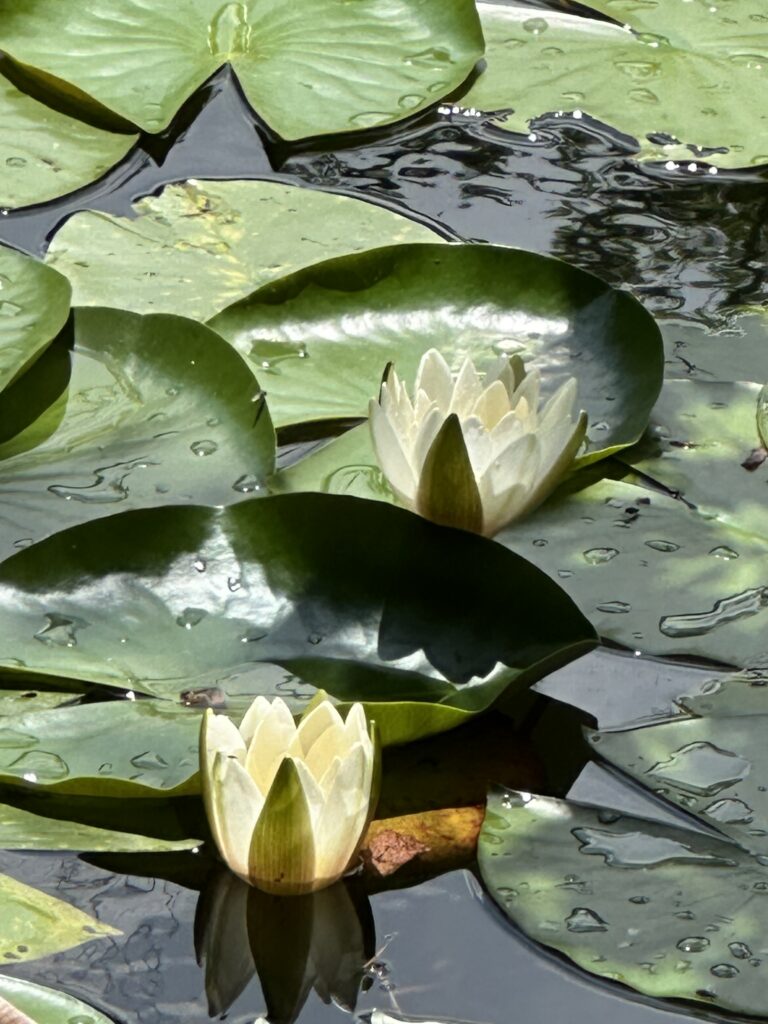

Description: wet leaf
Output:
[0,871,118,962]
[0,0,483,139]
[0,307,274,559]
[462,2,768,170]
[212,243,663,459]
[0,72,136,210]
[0,978,113,1024]
[45,179,444,322]
[0,245,70,395]
[588,713,768,859]
[0,494,596,744]
[479,787,768,1018]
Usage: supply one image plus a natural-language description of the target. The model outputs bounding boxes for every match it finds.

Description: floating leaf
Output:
[45,179,444,322]
[0,494,595,745]
[0,871,118,962]
[0,307,273,559]
[0,72,136,209]
[0,245,70,395]
[479,787,768,1018]
[0,978,113,1024]
[211,243,663,457]
[462,2,768,170]
[0,0,483,138]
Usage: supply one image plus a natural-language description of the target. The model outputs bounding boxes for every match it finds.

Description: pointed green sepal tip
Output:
[378,361,394,401]
[299,689,331,722]
[508,353,527,390]
[367,718,381,827]
[248,756,317,895]
[417,413,483,534]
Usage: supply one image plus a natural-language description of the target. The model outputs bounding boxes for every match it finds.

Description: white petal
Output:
[293,756,326,830]
[303,721,347,784]
[472,379,511,430]
[461,417,494,477]
[515,410,587,520]
[539,377,578,432]
[449,358,483,417]
[343,703,368,748]
[482,482,530,536]
[411,405,447,474]
[414,349,453,411]
[313,742,371,883]
[381,376,416,441]
[369,401,418,505]
[245,698,297,795]
[511,369,541,423]
[293,700,344,758]
[203,712,246,776]
[238,696,272,746]
[210,752,264,880]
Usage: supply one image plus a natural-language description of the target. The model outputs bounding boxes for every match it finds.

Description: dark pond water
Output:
[0,29,766,1024]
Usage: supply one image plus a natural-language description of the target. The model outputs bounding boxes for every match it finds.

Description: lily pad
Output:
[0,978,113,1024]
[0,793,200,851]
[0,306,274,559]
[0,870,118,962]
[499,477,768,668]
[0,72,137,210]
[0,494,596,743]
[0,690,81,716]
[211,242,663,459]
[588,714,768,859]
[662,313,768,384]
[45,179,445,323]
[462,2,768,170]
[620,379,768,539]
[0,245,70,395]
[479,787,768,1018]
[0,0,483,139]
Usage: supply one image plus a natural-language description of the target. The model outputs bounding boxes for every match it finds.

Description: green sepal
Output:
[248,756,316,895]
[298,689,332,723]
[508,354,526,390]
[757,382,768,451]
[417,413,484,534]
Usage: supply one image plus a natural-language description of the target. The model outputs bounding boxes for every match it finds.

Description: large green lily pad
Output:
[0,0,483,139]
[0,245,70,395]
[621,379,768,539]
[461,2,768,169]
[662,314,768,384]
[479,787,768,1018]
[0,871,118,962]
[589,714,768,859]
[211,243,663,459]
[0,978,113,1024]
[0,72,137,210]
[0,306,274,559]
[45,179,445,322]
[0,494,596,743]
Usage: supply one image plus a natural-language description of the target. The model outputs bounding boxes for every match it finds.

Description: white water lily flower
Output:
[369,348,588,536]
[201,697,377,895]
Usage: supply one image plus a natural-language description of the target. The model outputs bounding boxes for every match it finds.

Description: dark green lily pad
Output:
[0,871,118,962]
[0,244,70,394]
[0,72,137,210]
[589,714,768,859]
[0,978,113,1024]
[479,787,768,1018]
[0,306,274,558]
[462,2,768,170]
[0,0,483,139]
[0,494,596,744]
[620,379,768,539]
[211,243,663,460]
[45,179,444,322]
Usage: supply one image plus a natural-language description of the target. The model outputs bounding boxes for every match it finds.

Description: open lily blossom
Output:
[200,697,377,895]
[369,349,588,537]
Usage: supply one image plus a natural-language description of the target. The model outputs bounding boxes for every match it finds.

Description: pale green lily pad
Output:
[45,179,444,322]
[0,701,201,797]
[0,690,80,716]
[620,379,768,539]
[0,978,113,1024]
[0,245,70,394]
[0,0,483,139]
[462,2,768,170]
[662,314,768,383]
[211,242,663,459]
[0,72,137,210]
[0,306,274,559]
[499,477,768,668]
[479,787,768,1018]
[0,871,118,962]
[0,494,595,744]
[588,714,768,859]
[0,796,200,851]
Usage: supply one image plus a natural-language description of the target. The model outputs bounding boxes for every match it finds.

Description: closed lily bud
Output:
[369,348,588,537]
[200,697,377,895]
